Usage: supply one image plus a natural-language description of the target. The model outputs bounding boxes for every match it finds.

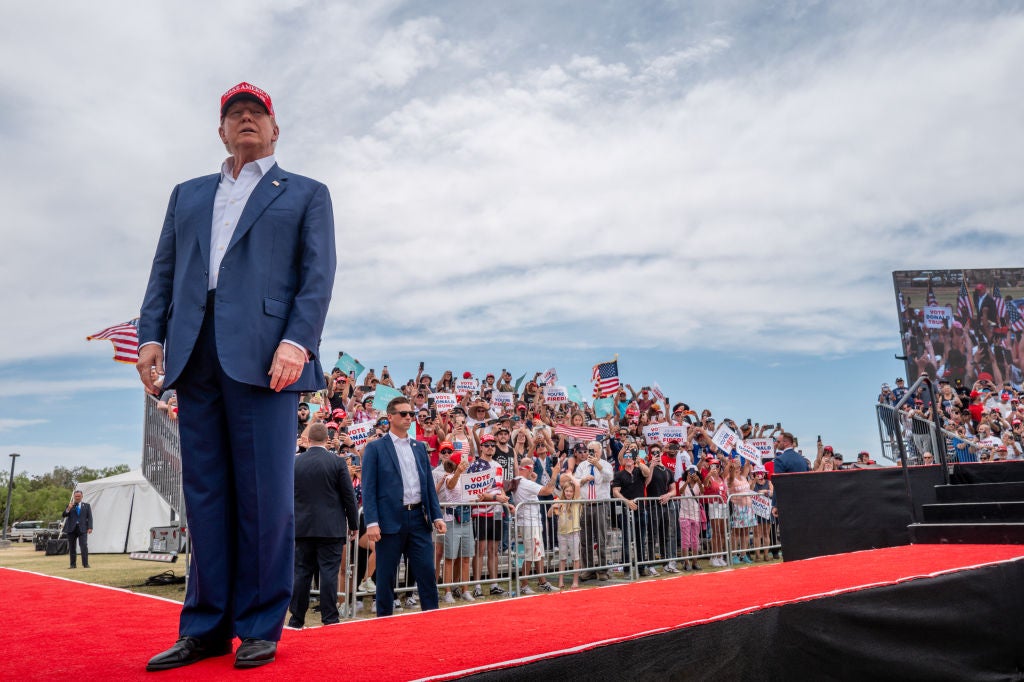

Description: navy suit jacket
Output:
[293,446,359,538]
[138,163,336,390]
[362,435,443,533]
[61,502,93,534]
[774,448,809,474]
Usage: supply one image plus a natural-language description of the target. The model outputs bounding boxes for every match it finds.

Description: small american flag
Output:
[994,284,1006,321]
[926,284,938,306]
[592,360,620,398]
[553,424,606,442]
[87,319,139,364]
[1009,303,1024,332]
[957,280,973,321]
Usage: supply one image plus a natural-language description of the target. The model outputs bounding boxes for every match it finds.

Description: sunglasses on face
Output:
[390,411,415,418]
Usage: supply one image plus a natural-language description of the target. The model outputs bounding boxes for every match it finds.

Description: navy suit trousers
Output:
[373,507,439,616]
[175,294,297,642]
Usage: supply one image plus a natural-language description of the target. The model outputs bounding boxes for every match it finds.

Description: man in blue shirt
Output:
[773,433,809,473]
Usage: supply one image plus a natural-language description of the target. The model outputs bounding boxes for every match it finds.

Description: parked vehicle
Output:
[8,520,46,542]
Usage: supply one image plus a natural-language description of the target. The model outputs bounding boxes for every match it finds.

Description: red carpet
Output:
[4,544,1022,681]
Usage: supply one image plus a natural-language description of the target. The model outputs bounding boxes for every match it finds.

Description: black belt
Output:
[403,503,423,511]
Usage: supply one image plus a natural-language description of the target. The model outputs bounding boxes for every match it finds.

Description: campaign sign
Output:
[659,424,687,444]
[431,393,456,414]
[747,438,775,461]
[651,382,665,402]
[924,305,952,329]
[642,423,662,445]
[455,378,478,396]
[593,398,614,417]
[752,494,773,520]
[372,385,404,412]
[347,420,374,446]
[711,425,739,453]
[540,367,558,385]
[492,391,514,408]
[736,440,761,466]
[544,386,568,404]
[463,467,496,499]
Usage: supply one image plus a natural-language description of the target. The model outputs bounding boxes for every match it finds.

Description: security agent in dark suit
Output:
[287,422,359,627]
[140,82,336,672]
[61,490,93,568]
[362,397,446,617]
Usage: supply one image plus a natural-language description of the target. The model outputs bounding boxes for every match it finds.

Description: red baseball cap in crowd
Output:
[978,371,994,382]
[439,441,454,452]
[332,408,347,420]
[480,434,496,444]
[449,451,462,465]
[325,422,338,430]
[220,82,274,118]
[463,371,473,379]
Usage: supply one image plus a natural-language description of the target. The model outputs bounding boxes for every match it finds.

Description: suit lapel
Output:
[382,435,400,476]
[189,175,219,270]
[227,164,288,253]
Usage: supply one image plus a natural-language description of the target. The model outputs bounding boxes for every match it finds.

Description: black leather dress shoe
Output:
[146,636,232,672]
[286,617,304,629]
[235,639,277,668]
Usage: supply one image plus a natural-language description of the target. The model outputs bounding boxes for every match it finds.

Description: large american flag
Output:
[87,319,139,364]
[553,424,606,442]
[956,280,973,321]
[1009,303,1024,332]
[592,359,620,398]
[994,284,1006,321]
[926,284,938,306]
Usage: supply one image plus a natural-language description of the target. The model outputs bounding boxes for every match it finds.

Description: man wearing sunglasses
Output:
[363,397,446,616]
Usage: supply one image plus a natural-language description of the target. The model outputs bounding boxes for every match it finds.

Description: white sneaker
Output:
[537,581,556,592]
[472,585,484,598]
[461,589,476,602]
[520,585,535,595]
[358,578,376,593]
[443,592,456,604]
[404,594,419,609]
[664,562,680,574]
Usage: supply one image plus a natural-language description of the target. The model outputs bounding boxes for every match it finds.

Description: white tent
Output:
[77,469,176,553]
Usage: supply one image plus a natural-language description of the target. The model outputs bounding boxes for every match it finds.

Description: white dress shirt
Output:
[390,432,423,506]
[210,155,277,290]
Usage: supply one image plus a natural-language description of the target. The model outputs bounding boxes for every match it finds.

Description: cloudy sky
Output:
[1,2,1022,475]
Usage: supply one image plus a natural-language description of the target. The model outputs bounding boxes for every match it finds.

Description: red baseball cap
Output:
[480,434,496,444]
[332,408,347,419]
[220,82,274,118]
[449,451,462,465]
[439,441,454,452]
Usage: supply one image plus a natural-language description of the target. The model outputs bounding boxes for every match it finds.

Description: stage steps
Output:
[910,466,1024,544]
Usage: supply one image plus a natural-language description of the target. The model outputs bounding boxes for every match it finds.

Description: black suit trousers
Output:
[68,529,89,567]
[290,538,344,625]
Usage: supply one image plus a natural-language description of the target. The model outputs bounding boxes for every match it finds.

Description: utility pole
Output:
[1,453,20,548]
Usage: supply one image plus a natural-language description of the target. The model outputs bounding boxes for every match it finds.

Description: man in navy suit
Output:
[61,490,93,569]
[773,432,809,474]
[287,422,359,627]
[362,396,446,617]
[138,82,335,671]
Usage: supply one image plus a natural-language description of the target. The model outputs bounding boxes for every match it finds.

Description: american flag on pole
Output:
[926,284,938,306]
[957,280,974,321]
[87,319,139,364]
[897,289,906,313]
[1009,303,1024,333]
[994,284,1006,321]
[553,424,606,442]
[592,359,620,398]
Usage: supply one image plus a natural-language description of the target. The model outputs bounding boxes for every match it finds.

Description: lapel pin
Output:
[272,180,280,187]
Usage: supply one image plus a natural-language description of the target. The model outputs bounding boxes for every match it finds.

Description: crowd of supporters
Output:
[879,372,1024,463]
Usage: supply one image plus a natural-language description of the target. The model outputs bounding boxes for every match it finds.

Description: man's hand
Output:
[268,343,307,392]
[88,529,93,534]
[365,526,381,542]
[137,344,164,395]
[433,519,447,534]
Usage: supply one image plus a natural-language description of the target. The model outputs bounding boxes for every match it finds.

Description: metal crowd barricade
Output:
[141,393,185,520]
[320,488,785,621]
[511,498,634,589]
[725,491,779,565]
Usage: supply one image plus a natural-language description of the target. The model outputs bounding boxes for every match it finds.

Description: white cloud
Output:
[0,4,1021,370]
[0,419,48,433]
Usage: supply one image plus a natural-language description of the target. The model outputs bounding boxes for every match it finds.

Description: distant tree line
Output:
[1,465,131,525]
